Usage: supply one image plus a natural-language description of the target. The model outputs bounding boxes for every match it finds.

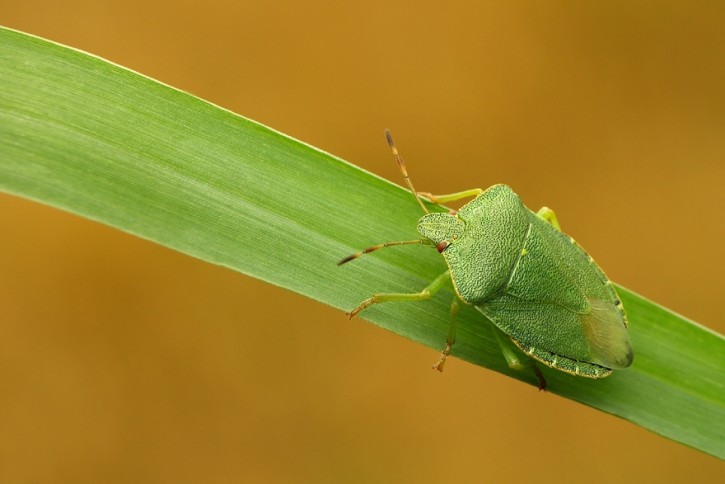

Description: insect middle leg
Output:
[432,296,460,372]
[347,270,451,319]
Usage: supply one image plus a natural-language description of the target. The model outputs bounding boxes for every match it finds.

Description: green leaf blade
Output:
[1,26,723,458]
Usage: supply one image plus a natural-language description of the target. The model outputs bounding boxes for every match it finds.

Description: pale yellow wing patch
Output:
[580,298,633,369]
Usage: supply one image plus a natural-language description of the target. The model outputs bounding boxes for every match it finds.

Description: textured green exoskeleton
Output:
[339,131,633,389]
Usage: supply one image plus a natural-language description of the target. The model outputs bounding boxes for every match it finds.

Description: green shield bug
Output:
[339,130,633,389]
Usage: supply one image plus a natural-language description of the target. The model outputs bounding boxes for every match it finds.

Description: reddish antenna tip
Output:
[337,254,356,265]
[385,129,399,155]
[385,129,394,147]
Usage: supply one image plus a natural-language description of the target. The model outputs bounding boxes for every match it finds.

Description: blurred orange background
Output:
[2,1,724,482]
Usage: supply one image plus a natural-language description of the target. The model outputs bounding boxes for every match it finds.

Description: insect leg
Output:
[432,297,459,372]
[535,206,561,231]
[491,325,547,390]
[418,188,483,205]
[346,270,451,319]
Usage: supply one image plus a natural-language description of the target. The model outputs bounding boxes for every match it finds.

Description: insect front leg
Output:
[491,325,547,391]
[536,206,561,231]
[418,188,483,205]
[347,270,451,319]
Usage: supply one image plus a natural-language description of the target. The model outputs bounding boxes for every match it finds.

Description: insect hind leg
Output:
[491,326,547,390]
[536,206,561,231]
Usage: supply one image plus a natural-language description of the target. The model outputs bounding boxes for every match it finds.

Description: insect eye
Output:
[436,241,450,253]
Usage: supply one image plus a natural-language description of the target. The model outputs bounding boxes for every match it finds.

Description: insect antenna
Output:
[385,129,429,214]
[337,239,430,265]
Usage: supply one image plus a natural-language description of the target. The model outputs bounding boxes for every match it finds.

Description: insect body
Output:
[340,131,633,388]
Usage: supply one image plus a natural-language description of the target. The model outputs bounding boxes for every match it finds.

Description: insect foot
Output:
[432,342,453,372]
[346,298,375,320]
[533,366,547,392]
